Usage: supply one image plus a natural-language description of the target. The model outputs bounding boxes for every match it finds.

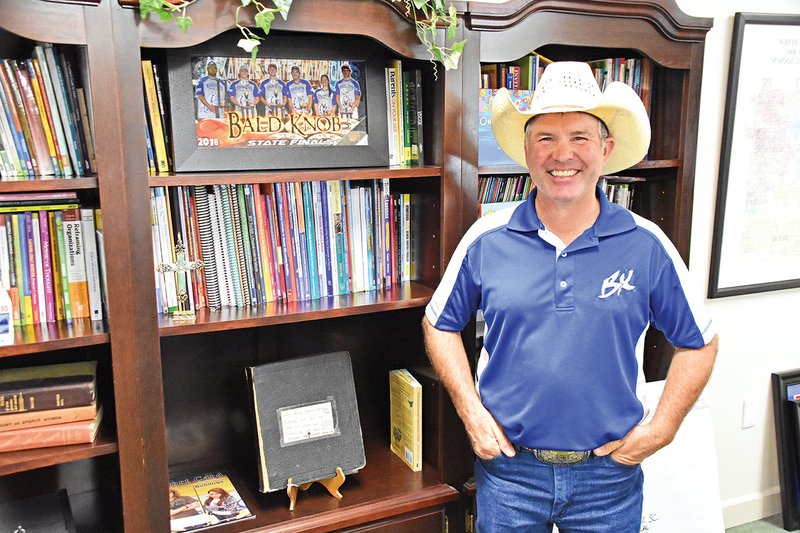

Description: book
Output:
[0,360,97,414]
[245,351,366,493]
[41,43,83,176]
[0,404,102,452]
[78,208,102,321]
[61,208,90,318]
[0,400,97,433]
[389,368,422,471]
[141,60,169,173]
[0,489,76,533]
[478,88,534,167]
[168,471,254,533]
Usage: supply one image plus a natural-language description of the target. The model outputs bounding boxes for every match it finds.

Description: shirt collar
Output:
[507,185,636,236]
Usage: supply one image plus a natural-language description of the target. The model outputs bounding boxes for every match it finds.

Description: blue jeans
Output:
[475,450,643,532]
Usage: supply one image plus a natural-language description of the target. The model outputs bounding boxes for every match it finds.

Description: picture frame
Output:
[166,31,389,172]
[708,13,800,298]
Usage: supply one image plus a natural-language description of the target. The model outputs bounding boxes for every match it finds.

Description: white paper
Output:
[278,400,338,446]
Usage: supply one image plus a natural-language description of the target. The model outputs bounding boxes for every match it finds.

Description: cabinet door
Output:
[344,507,444,532]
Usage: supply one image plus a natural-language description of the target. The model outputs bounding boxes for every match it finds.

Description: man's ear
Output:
[603,135,615,162]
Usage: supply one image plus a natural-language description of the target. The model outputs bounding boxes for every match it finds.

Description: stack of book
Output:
[477,174,532,217]
[480,52,552,90]
[140,59,172,175]
[0,44,95,180]
[385,60,424,167]
[588,57,654,114]
[0,192,105,326]
[0,361,102,453]
[150,180,420,313]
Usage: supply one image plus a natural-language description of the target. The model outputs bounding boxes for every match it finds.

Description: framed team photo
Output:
[166,32,389,172]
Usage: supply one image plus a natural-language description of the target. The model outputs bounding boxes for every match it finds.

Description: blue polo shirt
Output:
[425,188,714,451]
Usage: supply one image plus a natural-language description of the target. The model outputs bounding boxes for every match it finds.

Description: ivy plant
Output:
[139,0,465,70]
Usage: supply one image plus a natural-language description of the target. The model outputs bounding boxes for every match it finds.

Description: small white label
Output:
[278,400,338,446]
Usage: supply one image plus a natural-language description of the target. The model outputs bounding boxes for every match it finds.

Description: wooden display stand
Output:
[286,467,346,511]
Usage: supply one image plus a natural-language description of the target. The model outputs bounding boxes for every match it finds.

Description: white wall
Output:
[674,0,800,527]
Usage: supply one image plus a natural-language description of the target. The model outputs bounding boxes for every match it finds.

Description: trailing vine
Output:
[138,0,465,70]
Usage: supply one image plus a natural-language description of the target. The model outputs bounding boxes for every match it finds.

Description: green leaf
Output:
[139,0,156,18]
[251,47,259,64]
[237,37,261,53]
[254,9,276,34]
[176,16,193,32]
[158,9,175,22]
[450,39,466,56]
[273,0,294,20]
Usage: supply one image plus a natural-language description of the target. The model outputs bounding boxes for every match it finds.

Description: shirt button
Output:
[560,281,568,288]
[561,252,568,257]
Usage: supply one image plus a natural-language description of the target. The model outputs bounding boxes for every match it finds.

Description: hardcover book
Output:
[0,360,97,414]
[478,89,534,167]
[389,368,422,471]
[0,403,102,452]
[0,489,76,533]
[246,350,366,493]
[168,471,254,533]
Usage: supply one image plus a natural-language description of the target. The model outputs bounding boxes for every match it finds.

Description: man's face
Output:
[524,112,614,208]
[342,67,351,78]
[291,69,300,81]
[207,64,217,77]
[268,65,277,77]
[239,68,249,79]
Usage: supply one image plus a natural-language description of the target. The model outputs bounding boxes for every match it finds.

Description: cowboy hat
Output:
[491,61,651,174]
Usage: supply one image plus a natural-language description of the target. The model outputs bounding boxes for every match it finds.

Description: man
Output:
[334,63,361,118]
[423,62,718,532]
[227,63,258,117]
[195,60,226,119]
[285,64,314,114]
[258,62,288,116]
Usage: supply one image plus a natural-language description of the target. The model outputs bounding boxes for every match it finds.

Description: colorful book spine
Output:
[301,182,320,300]
[42,43,83,176]
[141,60,169,173]
[0,362,97,414]
[37,211,56,322]
[2,60,39,176]
[317,181,334,298]
[52,211,72,321]
[274,182,297,302]
[0,405,102,453]
[389,368,422,471]
[252,185,275,303]
[287,182,310,301]
[80,208,102,321]
[25,59,61,176]
[62,208,89,318]
[192,185,220,309]
[31,49,73,176]
[12,61,55,175]
[263,186,286,301]
[0,401,97,433]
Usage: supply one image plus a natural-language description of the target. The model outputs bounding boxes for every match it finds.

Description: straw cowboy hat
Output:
[491,61,651,175]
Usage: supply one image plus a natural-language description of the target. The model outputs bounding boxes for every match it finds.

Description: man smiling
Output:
[423,62,718,532]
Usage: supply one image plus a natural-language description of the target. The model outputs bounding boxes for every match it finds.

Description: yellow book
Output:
[389,368,422,471]
[141,60,169,173]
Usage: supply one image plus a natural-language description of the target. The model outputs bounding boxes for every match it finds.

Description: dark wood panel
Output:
[0,431,118,476]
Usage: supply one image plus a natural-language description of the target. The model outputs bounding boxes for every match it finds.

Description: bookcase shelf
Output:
[158,282,434,337]
[148,166,444,187]
[197,438,458,533]
[0,318,109,358]
[0,177,99,192]
[0,429,117,477]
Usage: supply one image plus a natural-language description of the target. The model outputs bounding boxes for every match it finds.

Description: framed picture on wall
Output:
[708,12,800,298]
[166,31,389,172]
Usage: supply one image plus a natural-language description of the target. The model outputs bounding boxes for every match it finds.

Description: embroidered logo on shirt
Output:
[599,269,636,298]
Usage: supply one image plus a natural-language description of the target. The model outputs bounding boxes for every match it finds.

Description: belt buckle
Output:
[532,449,591,466]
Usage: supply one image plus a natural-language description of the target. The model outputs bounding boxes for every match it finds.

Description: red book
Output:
[263,186,286,301]
[274,182,297,302]
[0,404,103,452]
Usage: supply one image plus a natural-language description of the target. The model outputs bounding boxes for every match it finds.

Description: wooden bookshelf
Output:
[0,1,709,531]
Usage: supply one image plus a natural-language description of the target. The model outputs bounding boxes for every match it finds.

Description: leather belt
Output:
[518,446,592,466]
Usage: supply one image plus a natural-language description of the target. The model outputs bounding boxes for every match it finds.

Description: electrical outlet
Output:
[742,399,756,429]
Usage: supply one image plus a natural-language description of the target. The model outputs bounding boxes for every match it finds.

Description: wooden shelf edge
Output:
[0,319,110,358]
[269,484,460,533]
[158,283,434,337]
[148,166,443,187]
[0,177,99,192]
[0,432,118,477]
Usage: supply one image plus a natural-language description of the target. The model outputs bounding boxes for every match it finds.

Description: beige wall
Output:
[675,0,800,527]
